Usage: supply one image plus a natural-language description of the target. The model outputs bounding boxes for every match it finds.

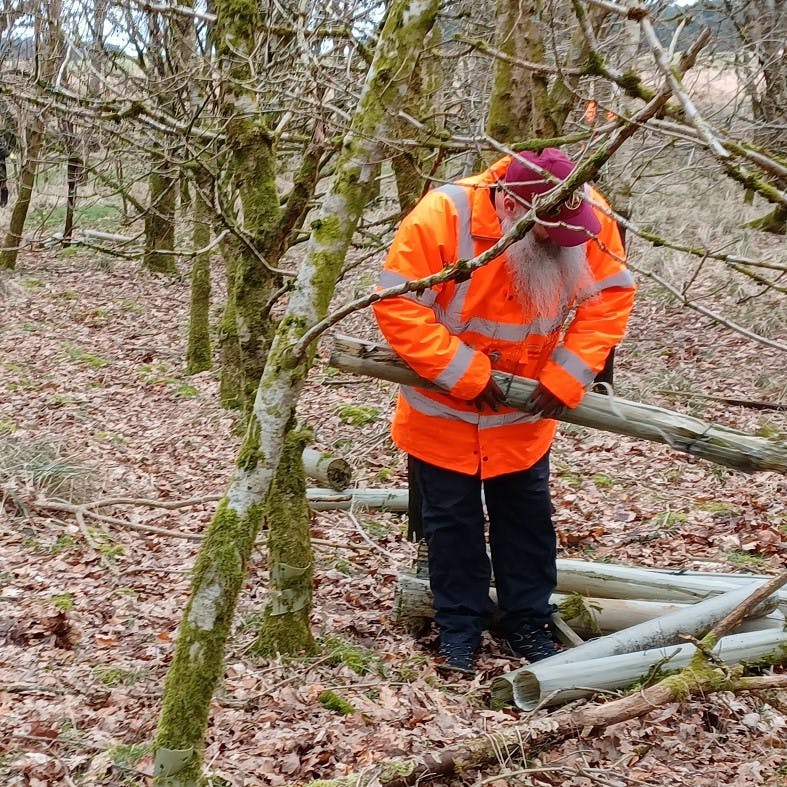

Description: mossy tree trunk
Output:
[143,153,179,276]
[484,2,611,149]
[62,155,82,247]
[486,0,557,145]
[252,423,316,656]
[391,28,444,214]
[214,0,283,413]
[141,6,195,277]
[548,2,611,131]
[152,1,440,782]
[739,0,786,232]
[218,117,281,411]
[0,125,44,270]
[186,165,214,374]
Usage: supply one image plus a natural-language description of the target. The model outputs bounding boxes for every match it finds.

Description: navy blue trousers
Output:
[413,454,557,645]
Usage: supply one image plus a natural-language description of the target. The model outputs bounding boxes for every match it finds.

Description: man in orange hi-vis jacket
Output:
[373,148,635,675]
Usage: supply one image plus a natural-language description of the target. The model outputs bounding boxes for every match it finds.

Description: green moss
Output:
[378,760,418,781]
[235,420,263,472]
[154,496,263,782]
[726,550,769,569]
[108,741,151,769]
[618,71,646,94]
[557,593,601,635]
[317,690,356,715]
[336,404,380,426]
[186,180,213,377]
[321,634,382,676]
[48,592,74,611]
[252,424,316,657]
[94,664,149,686]
[62,343,111,368]
[584,51,606,76]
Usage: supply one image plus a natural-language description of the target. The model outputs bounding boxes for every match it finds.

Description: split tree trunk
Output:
[152,2,441,782]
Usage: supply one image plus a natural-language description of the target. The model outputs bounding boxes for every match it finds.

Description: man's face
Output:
[497,191,552,244]
[495,190,595,317]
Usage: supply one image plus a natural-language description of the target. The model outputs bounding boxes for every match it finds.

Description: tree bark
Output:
[252,424,316,657]
[63,155,82,247]
[143,154,179,275]
[486,0,556,144]
[186,165,213,374]
[214,0,283,413]
[0,125,44,270]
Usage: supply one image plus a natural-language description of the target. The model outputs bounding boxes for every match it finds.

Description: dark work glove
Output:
[524,383,567,419]
[472,377,507,412]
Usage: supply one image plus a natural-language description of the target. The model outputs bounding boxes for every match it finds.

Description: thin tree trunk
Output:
[0,125,44,270]
[152,1,440,782]
[214,0,282,414]
[390,28,442,214]
[143,155,178,275]
[217,118,280,411]
[186,165,213,374]
[63,156,82,247]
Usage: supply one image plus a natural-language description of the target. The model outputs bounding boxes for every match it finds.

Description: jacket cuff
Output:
[539,347,597,408]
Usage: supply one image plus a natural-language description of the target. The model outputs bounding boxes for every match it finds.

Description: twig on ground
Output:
[705,571,787,642]
[344,509,399,561]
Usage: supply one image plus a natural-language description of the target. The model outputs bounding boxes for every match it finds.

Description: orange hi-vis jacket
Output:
[372,157,636,479]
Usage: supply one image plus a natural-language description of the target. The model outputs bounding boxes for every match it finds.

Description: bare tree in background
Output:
[0,0,65,269]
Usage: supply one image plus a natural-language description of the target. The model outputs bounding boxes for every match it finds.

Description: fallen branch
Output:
[329,336,787,474]
[11,485,407,543]
[507,628,787,711]
[493,577,783,708]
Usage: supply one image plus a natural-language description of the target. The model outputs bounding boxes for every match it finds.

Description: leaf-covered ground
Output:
[0,234,785,786]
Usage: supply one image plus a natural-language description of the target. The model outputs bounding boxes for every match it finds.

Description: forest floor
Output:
[0,208,785,787]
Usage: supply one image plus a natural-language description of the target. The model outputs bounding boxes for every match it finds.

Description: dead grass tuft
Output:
[0,434,96,503]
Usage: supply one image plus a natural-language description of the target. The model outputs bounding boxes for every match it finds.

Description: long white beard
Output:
[500,219,597,320]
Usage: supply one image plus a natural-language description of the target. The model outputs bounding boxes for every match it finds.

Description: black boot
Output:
[506,619,558,662]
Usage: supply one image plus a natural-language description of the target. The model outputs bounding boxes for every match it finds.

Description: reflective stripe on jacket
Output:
[372,156,635,478]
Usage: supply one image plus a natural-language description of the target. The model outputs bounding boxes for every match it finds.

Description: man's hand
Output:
[524,383,566,419]
[472,377,507,412]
